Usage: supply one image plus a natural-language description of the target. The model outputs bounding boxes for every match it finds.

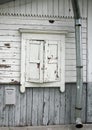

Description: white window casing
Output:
[20,29,66,93]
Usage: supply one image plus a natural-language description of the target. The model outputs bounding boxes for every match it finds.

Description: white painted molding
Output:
[19,28,68,35]
[20,30,66,93]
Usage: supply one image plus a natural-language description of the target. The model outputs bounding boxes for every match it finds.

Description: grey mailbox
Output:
[5,87,16,105]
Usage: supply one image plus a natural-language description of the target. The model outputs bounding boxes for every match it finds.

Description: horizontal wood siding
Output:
[0,0,87,18]
[0,16,87,83]
[0,84,87,126]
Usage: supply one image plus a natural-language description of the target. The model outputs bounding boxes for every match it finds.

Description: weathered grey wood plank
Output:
[82,84,87,123]
[20,90,26,126]
[37,88,44,126]
[5,106,9,126]
[8,105,15,126]
[87,83,92,122]
[65,84,71,124]
[54,88,60,125]
[70,84,76,123]
[43,88,50,125]
[32,88,39,126]
[49,88,55,125]
[26,88,32,126]
[14,86,20,126]
[0,86,4,126]
[59,91,65,124]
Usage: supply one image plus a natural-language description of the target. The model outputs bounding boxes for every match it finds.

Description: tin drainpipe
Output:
[71,0,83,128]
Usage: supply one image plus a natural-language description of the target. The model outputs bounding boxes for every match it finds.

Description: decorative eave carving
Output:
[0,12,87,20]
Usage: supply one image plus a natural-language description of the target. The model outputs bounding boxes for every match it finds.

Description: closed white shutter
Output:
[44,40,61,82]
[26,40,44,83]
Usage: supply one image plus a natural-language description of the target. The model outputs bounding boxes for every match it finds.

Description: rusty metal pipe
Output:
[71,0,83,128]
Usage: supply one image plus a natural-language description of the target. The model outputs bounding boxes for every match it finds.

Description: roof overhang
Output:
[0,0,14,5]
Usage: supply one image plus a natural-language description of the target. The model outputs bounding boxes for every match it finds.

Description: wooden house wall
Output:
[0,84,86,126]
[0,0,88,126]
[0,15,87,83]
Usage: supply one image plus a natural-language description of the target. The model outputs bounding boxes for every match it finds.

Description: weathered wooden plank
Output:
[66,38,86,44]
[31,0,37,15]
[8,1,15,14]
[65,54,86,60]
[4,106,9,126]
[69,0,73,17]
[0,15,86,27]
[70,84,76,123]
[32,88,38,126]
[0,48,20,53]
[15,86,20,126]
[0,71,20,77]
[49,88,55,125]
[47,0,53,16]
[0,4,3,14]
[66,42,86,49]
[87,83,92,122]
[66,32,87,38]
[53,0,59,16]
[64,0,69,16]
[0,20,71,29]
[37,88,44,125]
[8,106,15,126]
[82,84,87,123]
[54,89,60,124]
[14,0,20,15]
[0,86,4,126]
[0,24,73,32]
[0,77,19,84]
[78,0,83,17]
[20,91,26,126]
[25,0,32,15]
[0,35,20,42]
[66,60,86,66]
[1,3,9,14]
[0,59,19,65]
[20,0,26,15]
[59,91,65,124]
[0,53,20,59]
[37,0,43,16]
[66,76,87,83]
[66,50,86,55]
[0,65,19,71]
[26,88,32,126]
[66,71,86,77]
[0,41,20,48]
[43,88,49,125]
[82,0,87,18]
[65,84,71,124]
[58,0,64,16]
[42,0,47,16]
[65,65,86,71]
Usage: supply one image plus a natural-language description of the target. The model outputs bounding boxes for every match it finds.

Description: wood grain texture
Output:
[0,0,88,18]
[0,84,87,126]
[0,16,87,83]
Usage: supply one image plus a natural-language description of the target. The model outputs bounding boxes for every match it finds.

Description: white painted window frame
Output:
[19,29,67,93]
